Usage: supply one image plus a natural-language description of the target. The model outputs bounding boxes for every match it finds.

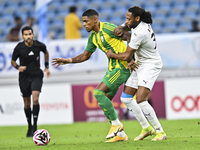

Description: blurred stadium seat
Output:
[130,0,144,7]
[88,1,101,11]
[0,0,7,7]
[2,6,17,16]
[0,0,200,41]
[7,0,21,6]
[112,7,127,19]
[152,24,162,33]
[99,9,112,20]
[166,14,181,25]
[116,0,129,9]
[162,24,177,33]
[170,4,185,15]
[177,23,192,32]
[22,0,35,5]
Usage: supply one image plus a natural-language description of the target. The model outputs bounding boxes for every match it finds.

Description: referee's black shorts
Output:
[19,70,44,97]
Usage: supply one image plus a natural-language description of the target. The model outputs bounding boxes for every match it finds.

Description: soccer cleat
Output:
[151,132,167,141]
[105,135,128,143]
[134,126,155,141]
[26,126,33,137]
[106,123,124,139]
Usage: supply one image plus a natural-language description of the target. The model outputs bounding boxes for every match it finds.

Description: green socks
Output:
[94,89,118,121]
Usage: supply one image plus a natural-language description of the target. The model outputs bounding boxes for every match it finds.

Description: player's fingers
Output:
[52,62,58,65]
[52,58,59,61]
[118,32,123,36]
[55,64,60,68]
[128,67,132,73]
[52,59,58,63]
[47,72,51,78]
[134,64,138,69]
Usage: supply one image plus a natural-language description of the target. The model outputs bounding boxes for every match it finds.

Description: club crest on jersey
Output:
[28,51,34,56]
[101,36,104,42]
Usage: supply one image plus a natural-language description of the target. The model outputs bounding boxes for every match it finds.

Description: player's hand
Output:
[113,26,124,37]
[44,68,51,78]
[18,66,26,72]
[127,59,139,73]
[106,49,114,58]
[52,58,67,68]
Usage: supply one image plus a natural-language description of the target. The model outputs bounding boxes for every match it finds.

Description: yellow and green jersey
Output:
[85,22,128,71]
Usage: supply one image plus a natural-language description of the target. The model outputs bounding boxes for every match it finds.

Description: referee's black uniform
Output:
[12,40,46,97]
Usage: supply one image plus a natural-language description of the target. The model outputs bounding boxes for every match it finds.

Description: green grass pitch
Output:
[0,119,200,150]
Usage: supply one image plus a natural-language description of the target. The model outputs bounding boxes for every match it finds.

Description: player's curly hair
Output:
[128,6,152,24]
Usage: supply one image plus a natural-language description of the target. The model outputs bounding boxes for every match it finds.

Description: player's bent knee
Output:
[93,89,105,102]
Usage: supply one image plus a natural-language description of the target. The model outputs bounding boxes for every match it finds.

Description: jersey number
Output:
[151,33,157,49]
[148,28,157,49]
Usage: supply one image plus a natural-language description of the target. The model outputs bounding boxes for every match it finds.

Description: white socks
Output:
[138,101,164,133]
[111,118,121,126]
[121,97,150,129]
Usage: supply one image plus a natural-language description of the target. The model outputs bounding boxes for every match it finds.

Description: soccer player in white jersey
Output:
[106,6,167,141]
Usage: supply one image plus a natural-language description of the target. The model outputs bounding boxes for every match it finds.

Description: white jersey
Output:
[129,22,162,65]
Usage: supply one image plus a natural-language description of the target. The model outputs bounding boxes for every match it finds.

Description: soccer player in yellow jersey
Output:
[52,9,131,142]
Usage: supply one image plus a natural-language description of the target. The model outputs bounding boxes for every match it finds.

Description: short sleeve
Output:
[129,32,143,50]
[40,42,47,53]
[85,34,97,52]
[12,45,20,61]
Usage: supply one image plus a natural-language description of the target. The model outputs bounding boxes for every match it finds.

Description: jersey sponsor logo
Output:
[143,80,148,84]
[171,95,200,112]
[28,51,34,56]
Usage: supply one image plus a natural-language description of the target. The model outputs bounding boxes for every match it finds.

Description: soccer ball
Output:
[33,129,51,146]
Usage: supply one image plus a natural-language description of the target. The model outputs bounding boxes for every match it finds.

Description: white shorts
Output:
[125,62,162,90]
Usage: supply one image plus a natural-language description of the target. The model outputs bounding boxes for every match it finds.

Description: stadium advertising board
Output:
[150,81,166,118]
[157,32,200,68]
[165,77,200,120]
[124,81,166,119]
[1,33,200,78]
[0,83,73,126]
[72,84,124,122]
[0,39,108,77]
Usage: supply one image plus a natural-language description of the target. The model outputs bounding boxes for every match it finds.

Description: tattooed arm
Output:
[121,31,131,44]
[52,51,93,68]
[113,23,131,37]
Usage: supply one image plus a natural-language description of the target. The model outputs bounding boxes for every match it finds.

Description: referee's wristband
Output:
[45,62,49,68]
[15,65,20,70]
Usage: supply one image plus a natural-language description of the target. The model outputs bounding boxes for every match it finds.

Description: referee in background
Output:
[11,26,51,137]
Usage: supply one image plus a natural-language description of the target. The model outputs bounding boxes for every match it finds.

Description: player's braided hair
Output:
[128,6,153,24]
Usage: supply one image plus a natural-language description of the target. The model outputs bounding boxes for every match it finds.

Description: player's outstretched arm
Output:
[52,50,93,68]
